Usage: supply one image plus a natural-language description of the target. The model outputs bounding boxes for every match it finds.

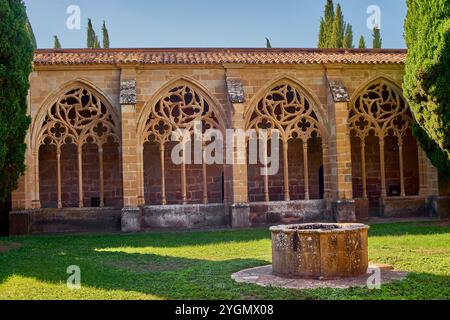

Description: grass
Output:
[0,221,449,300]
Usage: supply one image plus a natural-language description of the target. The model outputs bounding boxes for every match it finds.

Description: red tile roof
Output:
[33,48,406,66]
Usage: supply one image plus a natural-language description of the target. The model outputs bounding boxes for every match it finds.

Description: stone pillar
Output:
[422,151,444,218]
[11,135,33,210]
[10,92,34,235]
[225,76,250,228]
[416,144,448,219]
[119,74,142,232]
[417,144,429,197]
[327,79,356,222]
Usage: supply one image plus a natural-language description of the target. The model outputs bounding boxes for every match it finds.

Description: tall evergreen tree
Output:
[372,27,382,48]
[358,35,366,49]
[330,4,345,48]
[93,35,100,49]
[102,20,110,49]
[343,24,354,48]
[53,35,61,49]
[403,0,450,176]
[318,0,335,48]
[0,0,34,201]
[87,18,95,48]
[25,15,36,49]
[265,37,272,49]
[318,18,325,48]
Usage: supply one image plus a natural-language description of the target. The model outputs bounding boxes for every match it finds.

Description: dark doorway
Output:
[319,166,324,199]
[0,195,11,236]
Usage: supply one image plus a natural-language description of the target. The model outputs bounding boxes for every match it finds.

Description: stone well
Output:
[270,223,369,279]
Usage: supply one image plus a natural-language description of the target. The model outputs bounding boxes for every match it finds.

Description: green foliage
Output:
[343,23,354,48]
[0,0,33,201]
[86,18,95,48]
[265,37,272,48]
[25,15,36,49]
[404,0,450,176]
[330,4,345,48]
[318,1,353,49]
[318,18,325,48]
[372,27,382,48]
[358,35,366,48]
[53,35,61,49]
[318,0,335,48]
[102,20,110,49]
[93,35,100,49]
[0,222,449,299]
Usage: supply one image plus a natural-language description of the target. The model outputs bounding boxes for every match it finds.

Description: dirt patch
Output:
[0,242,22,253]
[105,258,194,273]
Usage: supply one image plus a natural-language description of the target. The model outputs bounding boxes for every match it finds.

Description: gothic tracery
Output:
[140,83,223,206]
[38,87,119,148]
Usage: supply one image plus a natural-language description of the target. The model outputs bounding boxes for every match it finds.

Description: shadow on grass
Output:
[0,243,295,300]
[0,229,292,300]
[0,225,449,300]
[1,227,272,248]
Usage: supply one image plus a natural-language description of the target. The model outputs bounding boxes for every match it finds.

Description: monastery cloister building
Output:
[9,48,449,234]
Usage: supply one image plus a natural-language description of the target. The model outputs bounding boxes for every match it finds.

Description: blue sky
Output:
[24,0,407,49]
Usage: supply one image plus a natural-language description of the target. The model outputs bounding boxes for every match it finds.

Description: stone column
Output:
[11,133,34,210]
[225,76,250,228]
[417,144,429,197]
[10,91,35,235]
[415,145,450,219]
[119,75,142,232]
[327,79,356,222]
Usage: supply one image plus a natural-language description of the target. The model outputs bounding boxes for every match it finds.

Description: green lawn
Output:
[0,221,449,300]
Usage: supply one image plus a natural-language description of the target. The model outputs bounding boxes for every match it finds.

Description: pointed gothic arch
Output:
[33,80,121,209]
[245,77,330,202]
[138,78,226,206]
[349,77,419,204]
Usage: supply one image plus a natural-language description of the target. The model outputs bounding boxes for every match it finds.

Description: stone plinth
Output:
[270,223,369,279]
[232,264,407,290]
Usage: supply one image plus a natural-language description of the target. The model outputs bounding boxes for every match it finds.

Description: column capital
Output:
[226,77,245,104]
[326,80,353,202]
[327,79,350,103]
[120,79,136,105]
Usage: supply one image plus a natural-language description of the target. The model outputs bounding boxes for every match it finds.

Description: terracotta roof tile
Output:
[33,48,406,66]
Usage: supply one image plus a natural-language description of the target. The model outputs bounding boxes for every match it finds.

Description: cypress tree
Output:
[318,0,335,48]
[323,0,334,47]
[102,20,110,49]
[0,0,34,201]
[318,18,325,48]
[372,27,382,48]
[403,0,450,175]
[343,24,354,48]
[87,18,95,48]
[25,15,36,49]
[265,37,272,49]
[53,35,61,49]
[358,35,366,49]
[330,4,345,48]
[93,35,100,49]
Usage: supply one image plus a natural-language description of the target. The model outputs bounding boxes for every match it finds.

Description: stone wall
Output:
[247,139,323,202]
[143,141,223,205]
[10,60,447,235]
[9,208,122,235]
[142,203,228,229]
[39,142,122,208]
[351,132,420,214]
[249,200,327,226]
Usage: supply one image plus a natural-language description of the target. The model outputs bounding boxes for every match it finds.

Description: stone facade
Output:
[10,48,448,235]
